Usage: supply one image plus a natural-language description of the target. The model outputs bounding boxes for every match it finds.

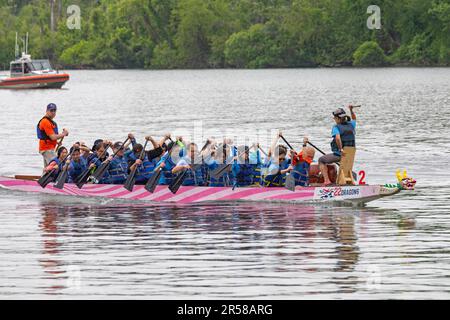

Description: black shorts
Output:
[318,153,341,164]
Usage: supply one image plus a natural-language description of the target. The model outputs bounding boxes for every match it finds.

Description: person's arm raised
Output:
[123,133,135,149]
[145,135,158,149]
[268,131,280,159]
[349,105,356,120]
[158,133,171,148]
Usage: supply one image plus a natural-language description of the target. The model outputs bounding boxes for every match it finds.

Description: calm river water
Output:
[0,68,449,299]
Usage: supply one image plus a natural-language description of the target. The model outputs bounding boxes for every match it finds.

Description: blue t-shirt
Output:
[332,120,356,137]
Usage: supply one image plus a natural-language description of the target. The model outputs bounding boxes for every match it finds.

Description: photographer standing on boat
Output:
[37,103,69,167]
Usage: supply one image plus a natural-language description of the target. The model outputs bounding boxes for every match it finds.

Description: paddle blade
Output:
[145,168,162,193]
[124,169,137,192]
[211,164,231,180]
[168,169,187,194]
[75,168,91,189]
[37,171,54,188]
[92,161,110,182]
[53,170,69,189]
[285,173,296,192]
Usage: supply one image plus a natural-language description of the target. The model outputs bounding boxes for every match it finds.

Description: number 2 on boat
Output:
[358,170,366,185]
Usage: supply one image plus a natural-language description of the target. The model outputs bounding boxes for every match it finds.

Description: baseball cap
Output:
[69,146,80,154]
[92,139,104,151]
[332,108,346,118]
[47,103,57,111]
[113,141,124,149]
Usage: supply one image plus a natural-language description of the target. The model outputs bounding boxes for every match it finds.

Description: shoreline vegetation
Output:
[0,0,449,70]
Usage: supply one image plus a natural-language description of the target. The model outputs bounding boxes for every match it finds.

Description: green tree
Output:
[151,41,178,68]
[353,41,388,66]
[224,23,283,68]
[173,0,216,68]
[0,0,448,68]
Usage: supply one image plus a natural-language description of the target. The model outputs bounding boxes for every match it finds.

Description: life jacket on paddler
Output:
[205,145,236,187]
[87,143,111,184]
[156,152,177,185]
[68,157,87,183]
[178,154,206,186]
[45,157,64,179]
[183,163,205,186]
[330,121,356,156]
[232,148,262,187]
[233,163,256,186]
[128,152,156,183]
[108,156,129,184]
[290,147,315,186]
[261,158,290,187]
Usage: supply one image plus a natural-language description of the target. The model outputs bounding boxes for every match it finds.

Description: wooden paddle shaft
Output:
[54,137,64,151]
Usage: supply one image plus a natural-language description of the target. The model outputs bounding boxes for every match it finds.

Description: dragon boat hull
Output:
[0,176,400,205]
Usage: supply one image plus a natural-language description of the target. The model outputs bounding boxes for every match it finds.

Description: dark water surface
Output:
[0,68,449,298]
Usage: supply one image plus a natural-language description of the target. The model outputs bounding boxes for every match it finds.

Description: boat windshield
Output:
[30,60,53,71]
[10,63,23,73]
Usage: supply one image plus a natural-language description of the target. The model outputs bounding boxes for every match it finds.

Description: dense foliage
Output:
[1,0,449,69]
[353,41,388,66]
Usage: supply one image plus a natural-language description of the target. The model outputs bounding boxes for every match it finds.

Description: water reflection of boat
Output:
[0,175,402,206]
[32,199,416,296]
[0,33,69,89]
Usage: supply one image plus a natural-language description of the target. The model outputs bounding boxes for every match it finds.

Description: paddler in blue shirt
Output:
[43,146,68,180]
[232,144,262,187]
[204,139,236,187]
[171,142,206,186]
[319,105,357,186]
[155,138,185,185]
[107,137,135,184]
[261,145,290,187]
[286,137,315,187]
[127,137,158,185]
[68,146,87,183]
[86,141,112,184]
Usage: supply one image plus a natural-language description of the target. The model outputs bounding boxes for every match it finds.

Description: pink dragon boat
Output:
[0,175,416,206]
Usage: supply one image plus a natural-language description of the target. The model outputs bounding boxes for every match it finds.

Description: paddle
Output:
[123,139,149,192]
[53,148,78,189]
[75,143,111,189]
[144,138,176,193]
[55,137,64,152]
[168,139,211,194]
[75,165,94,189]
[37,169,57,188]
[168,169,188,194]
[210,145,256,180]
[201,139,211,152]
[279,135,298,191]
[306,141,357,181]
[257,144,268,157]
[38,151,72,188]
[91,137,130,183]
[210,143,232,180]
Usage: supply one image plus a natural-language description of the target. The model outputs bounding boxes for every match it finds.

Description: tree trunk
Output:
[50,0,55,32]
[58,0,62,23]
